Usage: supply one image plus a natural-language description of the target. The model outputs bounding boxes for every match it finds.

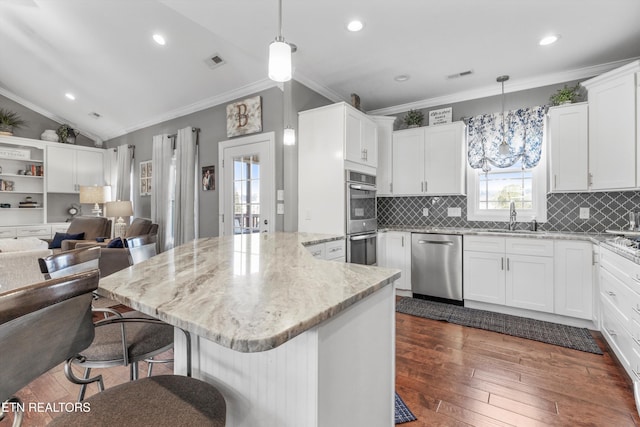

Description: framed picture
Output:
[226,95,262,137]
[202,165,215,191]
[140,160,152,196]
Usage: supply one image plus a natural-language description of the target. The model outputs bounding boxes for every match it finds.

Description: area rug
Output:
[395,392,417,424]
[396,297,603,355]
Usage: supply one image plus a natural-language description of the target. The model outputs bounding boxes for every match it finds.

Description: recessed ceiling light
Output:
[539,34,559,46]
[65,93,76,100]
[394,75,410,82]
[153,34,166,45]
[347,20,364,32]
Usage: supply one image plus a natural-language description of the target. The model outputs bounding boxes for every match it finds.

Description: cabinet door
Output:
[463,251,505,304]
[424,122,465,195]
[47,145,76,192]
[554,241,593,320]
[344,108,365,164]
[588,73,636,190]
[362,118,377,167]
[373,117,394,195]
[506,254,554,313]
[76,149,105,187]
[548,103,589,192]
[384,231,411,291]
[392,129,424,195]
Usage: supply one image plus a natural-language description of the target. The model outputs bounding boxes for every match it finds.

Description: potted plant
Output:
[549,84,580,106]
[56,124,77,144]
[0,108,26,136]
[403,109,425,128]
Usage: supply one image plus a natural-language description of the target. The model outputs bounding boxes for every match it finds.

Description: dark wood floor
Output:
[4,311,640,426]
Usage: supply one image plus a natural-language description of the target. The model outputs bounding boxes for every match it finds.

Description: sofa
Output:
[54,216,112,252]
[0,237,52,293]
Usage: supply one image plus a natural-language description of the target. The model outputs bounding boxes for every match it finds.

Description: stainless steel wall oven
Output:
[346,170,377,265]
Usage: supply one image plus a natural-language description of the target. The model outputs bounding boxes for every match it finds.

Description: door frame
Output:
[218,132,276,236]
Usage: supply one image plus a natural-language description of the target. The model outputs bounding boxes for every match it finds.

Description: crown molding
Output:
[367,57,640,116]
[293,71,345,104]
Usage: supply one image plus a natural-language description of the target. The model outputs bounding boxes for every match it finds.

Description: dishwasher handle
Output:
[416,240,454,246]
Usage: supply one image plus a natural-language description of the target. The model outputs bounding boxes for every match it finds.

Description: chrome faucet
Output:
[509,200,517,231]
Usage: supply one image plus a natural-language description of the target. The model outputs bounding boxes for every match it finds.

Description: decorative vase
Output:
[0,125,13,136]
[41,129,59,142]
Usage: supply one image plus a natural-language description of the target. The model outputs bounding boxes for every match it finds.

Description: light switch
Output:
[422,208,429,217]
[277,190,285,201]
[277,203,285,215]
[447,207,462,217]
[579,207,590,219]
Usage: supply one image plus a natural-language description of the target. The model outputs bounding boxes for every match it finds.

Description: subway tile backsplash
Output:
[377,191,640,233]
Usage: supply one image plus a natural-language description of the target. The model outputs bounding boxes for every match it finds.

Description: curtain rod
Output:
[111,144,135,151]
[168,127,200,139]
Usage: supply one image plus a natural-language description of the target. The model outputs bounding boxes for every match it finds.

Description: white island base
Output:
[174,284,395,427]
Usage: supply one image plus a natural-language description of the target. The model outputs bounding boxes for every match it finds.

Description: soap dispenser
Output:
[530,217,538,232]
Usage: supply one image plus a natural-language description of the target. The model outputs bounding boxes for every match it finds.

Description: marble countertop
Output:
[98,232,400,353]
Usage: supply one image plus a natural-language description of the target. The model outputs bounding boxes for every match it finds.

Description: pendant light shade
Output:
[269,39,292,82]
[283,127,296,145]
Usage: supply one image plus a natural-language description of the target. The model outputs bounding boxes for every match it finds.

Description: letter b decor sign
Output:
[226,96,262,137]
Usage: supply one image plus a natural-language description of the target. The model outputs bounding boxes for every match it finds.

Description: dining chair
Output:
[38,246,174,402]
[0,270,226,427]
[124,233,158,265]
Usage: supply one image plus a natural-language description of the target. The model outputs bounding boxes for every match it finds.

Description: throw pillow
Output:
[49,232,85,249]
[107,237,124,248]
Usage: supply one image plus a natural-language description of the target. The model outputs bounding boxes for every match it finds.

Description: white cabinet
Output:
[371,116,395,196]
[344,106,378,168]
[582,61,640,190]
[305,240,345,262]
[554,240,594,320]
[464,236,554,313]
[391,122,465,196]
[548,103,589,192]
[377,231,411,292]
[47,144,105,193]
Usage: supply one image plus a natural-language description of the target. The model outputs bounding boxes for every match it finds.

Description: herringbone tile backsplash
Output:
[377,191,640,233]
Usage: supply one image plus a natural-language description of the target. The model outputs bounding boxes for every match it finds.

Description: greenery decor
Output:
[549,84,580,106]
[403,109,425,127]
[0,108,26,135]
[56,124,77,143]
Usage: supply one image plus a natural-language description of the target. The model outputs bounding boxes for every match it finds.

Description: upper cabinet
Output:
[582,60,640,191]
[391,122,466,196]
[548,102,589,192]
[371,116,396,196]
[344,106,378,168]
[47,144,105,193]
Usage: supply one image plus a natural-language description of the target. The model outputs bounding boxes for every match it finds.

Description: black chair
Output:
[0,270,226,426]
[38,246,174,401]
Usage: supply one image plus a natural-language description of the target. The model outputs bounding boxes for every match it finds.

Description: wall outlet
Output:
[422,208,429,217]
[277,203,285,215]
[447,207,462,217]
[277,190,285,201]
[579,207,590,219]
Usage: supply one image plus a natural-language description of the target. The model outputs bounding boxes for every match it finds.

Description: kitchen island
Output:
[98,232,400,427]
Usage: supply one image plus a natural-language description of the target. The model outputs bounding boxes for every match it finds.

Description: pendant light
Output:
[268,0,292,82]
[497,75,510,156]
[283,81,295,145]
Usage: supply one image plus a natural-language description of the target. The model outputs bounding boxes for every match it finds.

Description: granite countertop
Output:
[98,232,400,353]
[379,225,606,244]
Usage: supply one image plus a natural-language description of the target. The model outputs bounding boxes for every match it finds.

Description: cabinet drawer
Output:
[506,238,554,257]
[16,225,51,237]
[600,267,635,325]
[0,228,17,238]
[306,243,325,259]
[602,306,632,370]
[325,240,345,261]
[464,236,504,253]
[601,247,640,292]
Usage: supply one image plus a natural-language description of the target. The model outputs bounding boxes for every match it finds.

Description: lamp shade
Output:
[268,40,292,82]
[79,185,111,204]
[105,200,133,218]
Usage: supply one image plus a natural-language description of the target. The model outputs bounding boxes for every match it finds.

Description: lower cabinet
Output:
[306,239,345,262]
[377,231,411,292]
[554,240,594,320]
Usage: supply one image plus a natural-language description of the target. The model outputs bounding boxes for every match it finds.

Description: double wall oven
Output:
[346,170,377,265]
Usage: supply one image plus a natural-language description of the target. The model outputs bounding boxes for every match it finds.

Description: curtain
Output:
[151,134,173,252]
[115,145,133,202]
[173,127,199,246]
[106,148,117,192]
[467,106,546,169]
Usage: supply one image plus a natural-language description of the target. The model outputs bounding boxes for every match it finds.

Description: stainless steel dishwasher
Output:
[411,233,463,304]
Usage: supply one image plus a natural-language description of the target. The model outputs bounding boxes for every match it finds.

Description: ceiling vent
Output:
[447,69,474,79]
[204,54,225,70]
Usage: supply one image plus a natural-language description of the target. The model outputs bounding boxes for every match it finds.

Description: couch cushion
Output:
[67,216,111,240]
[125,218,153,238]
[107,237,124,248]
[0,237,49,253]
[49,232,85,249]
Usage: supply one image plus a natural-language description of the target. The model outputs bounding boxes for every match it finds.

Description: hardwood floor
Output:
[4,310,639,426]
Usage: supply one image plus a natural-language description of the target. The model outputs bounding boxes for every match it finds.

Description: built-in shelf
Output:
[0,173,44,178]
[0,156,43,163]
[0,208,43,211]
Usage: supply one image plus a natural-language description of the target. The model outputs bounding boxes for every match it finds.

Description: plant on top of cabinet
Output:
[0,108,26,136]
[403,109,424,128]
[56,124,77,144]
[549,84,581,106]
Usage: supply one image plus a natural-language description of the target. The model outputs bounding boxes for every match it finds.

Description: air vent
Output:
[204,53,225,70]
[89,112,101,119]
[447,69,474,79]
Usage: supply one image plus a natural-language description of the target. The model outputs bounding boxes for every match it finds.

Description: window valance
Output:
[467,105,546,169]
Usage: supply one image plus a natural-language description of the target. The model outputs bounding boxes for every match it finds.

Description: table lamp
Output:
[79,185,111,216]
[106,200,134,238]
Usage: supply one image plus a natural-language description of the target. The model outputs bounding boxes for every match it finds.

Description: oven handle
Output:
[349,233,378,241]
[349,184,377,192]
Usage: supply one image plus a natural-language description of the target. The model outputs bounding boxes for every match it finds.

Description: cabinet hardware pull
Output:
[390,183,393,193]
[425,181,428,193]
[632,307,640,316]
[633,337,640,347]
[501,257,504,270]
[554,174,557,189]
[421,182,424,192]
[507,258,510,271]
[607,328,617,337]
[401,236,404,247]
[588,173,593,187]
[633,274,640,283]
[311,251,322,256]
[606,290,616,297]
[328,247,341,253]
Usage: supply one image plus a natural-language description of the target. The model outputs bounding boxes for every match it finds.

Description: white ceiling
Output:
[1,0,639,142]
